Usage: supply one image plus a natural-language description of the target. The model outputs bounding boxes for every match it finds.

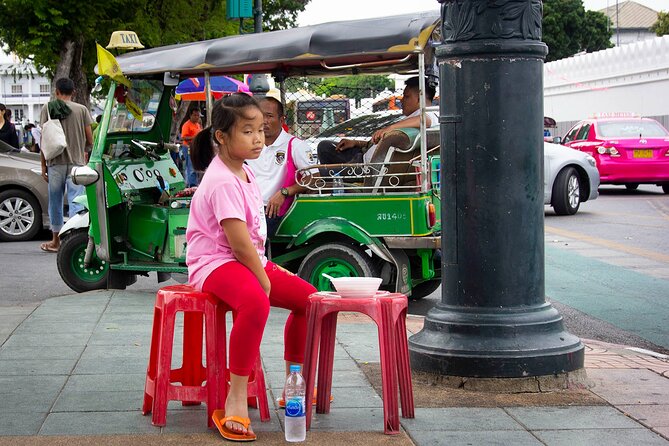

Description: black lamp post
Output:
[408,0,584,378]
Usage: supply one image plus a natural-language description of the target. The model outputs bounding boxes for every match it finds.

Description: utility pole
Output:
[254,0,263,33]
[616,0,620,46]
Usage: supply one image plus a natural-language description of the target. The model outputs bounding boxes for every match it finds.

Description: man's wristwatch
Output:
[280,187,290,197]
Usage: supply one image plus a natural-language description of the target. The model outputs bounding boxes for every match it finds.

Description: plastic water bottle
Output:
[284,364,306,442]
[332,174,344,195]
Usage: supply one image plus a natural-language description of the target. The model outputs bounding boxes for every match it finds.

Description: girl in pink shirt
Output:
[187,94,315,441]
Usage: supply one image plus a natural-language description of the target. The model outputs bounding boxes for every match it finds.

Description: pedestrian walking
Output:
[39,78,94,253]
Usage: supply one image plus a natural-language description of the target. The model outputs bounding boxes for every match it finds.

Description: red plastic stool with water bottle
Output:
[142,284,270,427]
[302,291,415,435]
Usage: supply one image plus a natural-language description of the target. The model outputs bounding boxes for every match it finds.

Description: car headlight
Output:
[585,155,596,167]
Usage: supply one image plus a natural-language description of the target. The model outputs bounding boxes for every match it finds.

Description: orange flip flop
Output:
[212,409,257,442]
[277,389,334,408]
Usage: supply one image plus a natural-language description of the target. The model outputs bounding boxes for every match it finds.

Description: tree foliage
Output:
[651,11,669,36]
[0,0,310,104]
[543,0,613,62]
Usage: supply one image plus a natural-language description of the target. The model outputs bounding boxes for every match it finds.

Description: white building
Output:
[544,35,669,137]
[600,1,659,46]
[0,58,51,126]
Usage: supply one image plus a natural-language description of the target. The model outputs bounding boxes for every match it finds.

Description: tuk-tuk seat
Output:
[363,128,440,193]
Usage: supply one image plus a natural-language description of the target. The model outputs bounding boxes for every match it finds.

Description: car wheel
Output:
[662,184,669,194]
[409,280,440,300]
[57,229,109,293]
[625,183,639,191]
[0,189,43,242]
[551,167,581,216]
[297,242,379,291]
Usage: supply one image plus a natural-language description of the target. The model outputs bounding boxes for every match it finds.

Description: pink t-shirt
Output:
[186,156,268,290]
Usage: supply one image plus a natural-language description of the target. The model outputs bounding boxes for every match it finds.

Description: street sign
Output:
[227,0,253,19]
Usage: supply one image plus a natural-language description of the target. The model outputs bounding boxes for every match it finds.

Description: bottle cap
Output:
[289,364,301,373]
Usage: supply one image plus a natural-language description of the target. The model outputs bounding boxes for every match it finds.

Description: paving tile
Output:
[0,359,76,376]
[52,390,143,412]
[63,373,146,392]
[0,332,91,348]
[39,411,158,435]
[308,407,387,432]
[505,406,643,430]
[0,392,60,413]
[406,430,543,446]
[0,345,85,360]
[587,368,667,386]
[402,408,524,431]
[589,383,669,405]
[618,404,669,427]
[73,355,148,375]
[0,411,47,436]
[11,322,97,335]
[655,426,669,438]
[0,375,67,394]
[534,428,669,445]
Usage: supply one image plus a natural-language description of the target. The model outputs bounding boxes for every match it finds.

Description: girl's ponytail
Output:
[190,126,214,171]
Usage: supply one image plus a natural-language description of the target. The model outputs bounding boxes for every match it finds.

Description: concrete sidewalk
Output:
[0,290,667,445]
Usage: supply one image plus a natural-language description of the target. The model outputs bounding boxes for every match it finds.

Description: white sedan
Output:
[544,142,600,215]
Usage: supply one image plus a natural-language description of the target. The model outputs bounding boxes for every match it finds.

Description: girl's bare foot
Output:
[224,394,254,436]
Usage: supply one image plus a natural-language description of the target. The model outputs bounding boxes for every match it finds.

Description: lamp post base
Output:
[409,303,585,378]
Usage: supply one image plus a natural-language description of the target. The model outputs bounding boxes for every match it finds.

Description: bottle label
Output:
[285,396,305,417]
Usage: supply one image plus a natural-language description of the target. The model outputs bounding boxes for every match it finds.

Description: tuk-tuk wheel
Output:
[57,229,109,293]
[297,242,379,292]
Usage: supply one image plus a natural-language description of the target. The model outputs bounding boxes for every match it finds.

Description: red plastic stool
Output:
[142,285,270,427]
[303,292,414,435]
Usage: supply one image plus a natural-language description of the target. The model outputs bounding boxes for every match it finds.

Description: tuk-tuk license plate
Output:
[633,149,653,158]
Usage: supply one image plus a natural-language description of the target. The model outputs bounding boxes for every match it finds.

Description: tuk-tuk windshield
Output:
[108,79,163,134]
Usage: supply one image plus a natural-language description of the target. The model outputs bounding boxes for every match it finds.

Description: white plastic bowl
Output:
[329,277,382,298]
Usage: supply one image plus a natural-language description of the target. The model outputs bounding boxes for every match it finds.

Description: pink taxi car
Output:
[559,115,669,193]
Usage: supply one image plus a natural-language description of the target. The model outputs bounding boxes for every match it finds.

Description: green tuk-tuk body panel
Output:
[277,193,437,239]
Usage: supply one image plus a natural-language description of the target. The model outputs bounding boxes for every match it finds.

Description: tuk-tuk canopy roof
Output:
[113,11,440,78]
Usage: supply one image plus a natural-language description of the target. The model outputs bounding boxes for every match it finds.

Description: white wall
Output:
[544,35,669,134]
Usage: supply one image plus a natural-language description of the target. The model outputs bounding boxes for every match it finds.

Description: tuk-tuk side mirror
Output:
[552,136,562,144]
[164,72,179,87]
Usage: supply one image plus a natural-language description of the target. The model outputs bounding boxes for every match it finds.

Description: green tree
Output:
[0,0,310,106]
[651,11,669,36]
[543,0,613,62]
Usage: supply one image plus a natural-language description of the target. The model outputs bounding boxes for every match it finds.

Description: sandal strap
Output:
[222,415,251,429]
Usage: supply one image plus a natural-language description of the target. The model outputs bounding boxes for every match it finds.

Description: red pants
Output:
[202,261,316,376]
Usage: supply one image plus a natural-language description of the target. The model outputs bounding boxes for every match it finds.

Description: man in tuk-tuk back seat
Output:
[316,76,438,167]
[361,127,441,192]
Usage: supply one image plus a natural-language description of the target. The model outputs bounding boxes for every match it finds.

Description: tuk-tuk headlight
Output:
[71,165,99,186]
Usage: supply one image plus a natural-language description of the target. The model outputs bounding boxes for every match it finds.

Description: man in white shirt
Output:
[247,97,315,238]
[317,76,438,164]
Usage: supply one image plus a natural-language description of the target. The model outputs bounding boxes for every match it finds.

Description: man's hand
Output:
[41,170,48,182]
[335,139,362,152]
[372,127,391,144]
[266,190,286,218]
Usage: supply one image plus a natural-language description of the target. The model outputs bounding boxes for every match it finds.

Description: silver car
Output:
[0,140,49,241]
[544,141,599,215]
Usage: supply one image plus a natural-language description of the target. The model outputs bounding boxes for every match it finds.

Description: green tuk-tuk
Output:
[57,11,443,299]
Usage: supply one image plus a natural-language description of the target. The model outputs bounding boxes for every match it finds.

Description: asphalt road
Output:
[1,184,668,355]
